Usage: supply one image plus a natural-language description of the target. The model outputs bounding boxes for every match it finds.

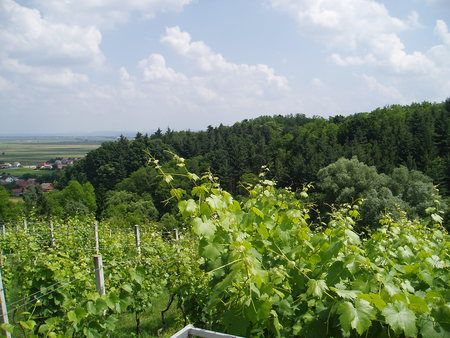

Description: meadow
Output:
[0,137,114,166]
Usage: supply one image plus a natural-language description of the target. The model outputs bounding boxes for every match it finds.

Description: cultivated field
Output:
[0,137,114,166]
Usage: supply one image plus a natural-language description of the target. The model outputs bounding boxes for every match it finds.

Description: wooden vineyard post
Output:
[1,224,5,237]
[134,225,141,256]
[94,223,100,255]
[0,268,11,338]
[23,219,28,233]
[93,255,105,296]
[49,220,55,247]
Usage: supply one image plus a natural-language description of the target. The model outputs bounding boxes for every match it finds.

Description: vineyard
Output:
[0,159,449,337]
[0,217,199,337]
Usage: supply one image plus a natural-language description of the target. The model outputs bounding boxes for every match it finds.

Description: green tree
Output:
[317,158,444,228]
[102,190,158,227]
[0,185,21,219]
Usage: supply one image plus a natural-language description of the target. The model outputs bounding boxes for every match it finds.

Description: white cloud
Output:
[435,20,450,45]
[270,0,439,75]
[110,27,296,129]
[0,75,15,90]
[0,0,104,67]
[29,0,193,28]
[161,26,289,90]
[407,11,423,29]
[139,54,187,82]
[270,0,407,49]
[37,68,89,86]
[427,20,450,68]
[361,74,406,102]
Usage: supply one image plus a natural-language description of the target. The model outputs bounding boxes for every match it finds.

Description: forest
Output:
[5,99,445,228]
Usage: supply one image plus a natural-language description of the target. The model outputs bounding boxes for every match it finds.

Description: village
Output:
[0,158,78,196]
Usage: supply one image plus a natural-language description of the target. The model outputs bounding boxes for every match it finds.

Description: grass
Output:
[1,168,54,176]
[0,137,114,166]
[110,292,185,337]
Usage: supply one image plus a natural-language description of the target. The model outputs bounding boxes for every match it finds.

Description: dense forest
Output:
[2,99,449,228]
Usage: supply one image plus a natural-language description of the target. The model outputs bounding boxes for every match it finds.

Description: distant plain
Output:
[0,137,114,166]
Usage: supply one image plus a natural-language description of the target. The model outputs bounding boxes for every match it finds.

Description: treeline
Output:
[5,99,448,227]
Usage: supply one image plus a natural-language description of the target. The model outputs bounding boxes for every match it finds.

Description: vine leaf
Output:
[382,300,418,337]
[192,217,216,239]
[306,279,328,298]
[337,299,375,335]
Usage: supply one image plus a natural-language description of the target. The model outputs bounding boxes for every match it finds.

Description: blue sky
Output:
[1,0,449,134]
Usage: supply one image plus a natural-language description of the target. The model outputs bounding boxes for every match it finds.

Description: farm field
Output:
[0,137,115,166]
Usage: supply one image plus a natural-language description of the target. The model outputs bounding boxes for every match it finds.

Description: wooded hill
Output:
[50,99,449,227]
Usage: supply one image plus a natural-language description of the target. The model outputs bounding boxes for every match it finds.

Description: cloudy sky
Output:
[1,0,449,135]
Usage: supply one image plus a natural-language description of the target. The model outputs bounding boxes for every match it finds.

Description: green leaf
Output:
[192,217,216,239]
[326,261,350,286]
[206,195,223,211]
[257,223,269,239]
[67,310,77,323]
[122,283,133,293]
[418,313,448,338]
[201,242,221,260]
[19,320,36,331]
[95,298,108,315]
[382,300,417,337]
[178,199,197,217]
[163,174,173,183]
[321,239,343,261]
[337,299,376,335]
[0,323,15,333]
[252,207,265,219]
[307,279,328,298]
[407,295,430,314]
[170,188,185,199]
[332,287,360,300]
[345,229,361,245]
[358,293,386,311]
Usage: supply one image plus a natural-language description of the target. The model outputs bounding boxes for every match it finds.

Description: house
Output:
[61,158,75,165]
[0,163,11,169]
[12,162,21,168]
[41,183,54,192]
[36,162,52,170]
[0,175,16,183]
[16,179,37,188]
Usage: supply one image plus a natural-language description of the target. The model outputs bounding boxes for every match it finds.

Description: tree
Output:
[102,190,159,227]
[317,158,445,228]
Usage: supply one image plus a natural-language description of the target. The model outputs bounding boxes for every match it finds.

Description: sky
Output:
[1,0,450,135]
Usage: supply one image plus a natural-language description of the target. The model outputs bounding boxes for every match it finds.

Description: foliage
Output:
[0,185,23,219]
[317,157,446,228]
[102,190,159,227]
[0,216,204,337]
[66,100,450,215]
[153,155,449,337]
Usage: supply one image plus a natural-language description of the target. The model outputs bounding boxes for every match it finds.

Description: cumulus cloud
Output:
[435,20,450,45]
[361,74,406,102]
[161,26,289,91]
[139,54,187,83]
[0,0,104,67]
[270,0,442,76]
[111,27,295,129]
[270,0,407,49]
